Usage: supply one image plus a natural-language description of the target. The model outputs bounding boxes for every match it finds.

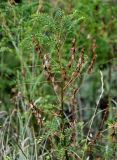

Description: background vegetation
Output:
[0,0,117,159]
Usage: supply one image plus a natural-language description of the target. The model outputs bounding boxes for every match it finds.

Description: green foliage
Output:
[0,0,117,159]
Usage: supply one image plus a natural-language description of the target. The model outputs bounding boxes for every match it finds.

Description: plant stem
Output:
[61,82,69,160]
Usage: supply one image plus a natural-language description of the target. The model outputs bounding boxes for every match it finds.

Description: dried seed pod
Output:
[61,68,67,81]
[87,53,97,73]
[42,54,60,93]
[77,48,85,70]
[32,37,42,58]
[68,38,76,68]
[43,54,51,70]
[87,40,97,73]
[29,102,43,127]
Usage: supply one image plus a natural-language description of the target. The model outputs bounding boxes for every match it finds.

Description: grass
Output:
[0,0,117,159]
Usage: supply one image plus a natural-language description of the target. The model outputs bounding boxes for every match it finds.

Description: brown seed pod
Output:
[87,40,97,73]
[32,37,42,59]
[68,38,76,68]
[29,102,44,127]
